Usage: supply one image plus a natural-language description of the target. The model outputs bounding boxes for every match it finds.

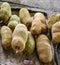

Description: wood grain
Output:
[1,0,60,12]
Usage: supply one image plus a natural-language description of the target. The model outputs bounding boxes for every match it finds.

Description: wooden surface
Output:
[1,0,60,12]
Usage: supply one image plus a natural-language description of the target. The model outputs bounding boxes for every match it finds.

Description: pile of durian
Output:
[0,2,60,63]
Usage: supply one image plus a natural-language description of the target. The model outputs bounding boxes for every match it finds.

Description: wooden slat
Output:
[1,0,51,10]
[2,0,20,4]
[1,0,60,12]
[53,1,60,12]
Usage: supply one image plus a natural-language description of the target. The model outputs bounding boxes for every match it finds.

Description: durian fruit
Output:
[34,13,46,23]
[36,35,52,63]
[56,14,60,22]
[11,24,28,53]
[8,15,20,30]
[25,31,35,54]
[19,8,33,28]
[52,22,60,44]
[1,26,12,50]
[0,2,11,22]
[48,13,60,30]
[30,13,47,35]
[34,13,47,34]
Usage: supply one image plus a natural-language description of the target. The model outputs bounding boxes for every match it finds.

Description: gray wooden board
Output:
[1,0,60,12]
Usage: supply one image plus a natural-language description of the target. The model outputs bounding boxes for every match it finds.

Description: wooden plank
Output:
[20,0,51,10]
[2,0,20,4]
[53,1,60,12]
[1,0,60,12]
[1,0,51,10]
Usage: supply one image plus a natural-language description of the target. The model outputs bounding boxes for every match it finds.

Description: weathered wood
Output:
[1,0,60,12]
[2,0,20,4]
